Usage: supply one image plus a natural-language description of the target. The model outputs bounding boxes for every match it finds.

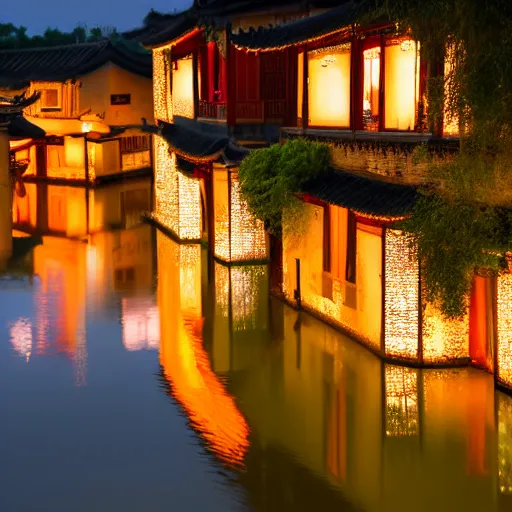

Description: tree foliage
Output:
[400,196,512,318]
[238,139,331,237]
[368,0,512,317]
[0,23,119,49]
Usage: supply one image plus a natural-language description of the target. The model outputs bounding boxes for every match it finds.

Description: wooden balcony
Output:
[198,101,227,121]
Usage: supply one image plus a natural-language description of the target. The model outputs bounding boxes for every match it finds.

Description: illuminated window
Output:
[363,47,381,131]
[40,88,61,111]
[384,39,420,131]
[308,44,351,127]
[297,51,304,125]
[173,55,195,119]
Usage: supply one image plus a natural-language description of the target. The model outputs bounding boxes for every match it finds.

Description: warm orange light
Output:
[384,39,419,131]
[308,44,351,127]
[157,232,250,467]
[497,270,512,389]
[363,47,380,131]
[173,56,194,119]
[384,229,419,360]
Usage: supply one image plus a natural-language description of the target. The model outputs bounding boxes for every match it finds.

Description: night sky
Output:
[3,0,193,35]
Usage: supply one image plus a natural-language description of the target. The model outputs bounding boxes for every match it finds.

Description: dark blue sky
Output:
[3,0,193,35]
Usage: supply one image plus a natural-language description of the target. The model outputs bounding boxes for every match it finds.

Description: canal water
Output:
[3,178,512,512]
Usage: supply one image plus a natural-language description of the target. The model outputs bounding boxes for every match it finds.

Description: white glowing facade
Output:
[153,139,202,240]
[384,229,419,360]
[213,168,268,263]
[153,48,173,122]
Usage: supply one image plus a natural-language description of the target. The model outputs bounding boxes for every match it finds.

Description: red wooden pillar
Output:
[286,46,298,127]
[469,275,495,372]
[378,34,386,132]
[199,45,209,101]
[207,42,216,102]
[350,33,362,131]
[227,38,237,128]
[219,51,228,103]
[302,47,309,131]
[353,35,366,131]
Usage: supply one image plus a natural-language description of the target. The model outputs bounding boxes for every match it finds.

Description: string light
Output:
[229,178,267,262]
[214,171,268,263]
[385,365,419,436]
[234,27,353,53]
[121,151,151,171]
[497,270,512,389]
[422,300,469,363]
[498,394,512,494]
[87,142,96,181]
[384,229,419,360]
[153,139,202,240]
[153,48,172,122]
[153,137,179,232]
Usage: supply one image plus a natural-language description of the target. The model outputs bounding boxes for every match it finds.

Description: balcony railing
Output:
[198,101,227,121]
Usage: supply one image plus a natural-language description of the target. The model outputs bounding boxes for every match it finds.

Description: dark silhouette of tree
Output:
[0,22,120,49]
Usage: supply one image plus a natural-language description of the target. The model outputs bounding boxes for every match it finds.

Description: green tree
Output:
[369,0,512,318]
[238,139,331,237]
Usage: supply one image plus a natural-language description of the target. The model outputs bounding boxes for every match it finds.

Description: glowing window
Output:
[384,39,420,131]
[40,88,61,110]
[173,56,195,119]
[308,43,351,127]
[363,47,380,131]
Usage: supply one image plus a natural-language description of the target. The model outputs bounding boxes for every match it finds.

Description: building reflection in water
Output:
[156,232,250,468]
[10,178,156,384]
[7,175,512,512]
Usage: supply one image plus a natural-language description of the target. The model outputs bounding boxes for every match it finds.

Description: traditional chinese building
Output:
[0,40,154,183]
[0,92,45,268]
[229,3,512,392]
[122,1,512,391]
[123,0,344,142]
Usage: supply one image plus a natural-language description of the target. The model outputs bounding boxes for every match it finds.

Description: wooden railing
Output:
[198,101,227,121]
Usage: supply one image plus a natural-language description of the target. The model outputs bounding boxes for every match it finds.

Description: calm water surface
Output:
[3,179,512,511]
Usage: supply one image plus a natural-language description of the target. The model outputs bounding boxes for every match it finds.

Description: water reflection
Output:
[4,179,512,512]
[8,178,155,386]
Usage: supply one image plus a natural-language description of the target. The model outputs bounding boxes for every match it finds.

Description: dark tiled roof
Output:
[302,168,419,219]
[123,11,199,48]
[0,39,152,86]
[8,115,46,139]
[145,119,248,164]
[232,1,359,50]
[123,0,357,47]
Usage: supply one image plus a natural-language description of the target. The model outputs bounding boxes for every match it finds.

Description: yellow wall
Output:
[283,204,382,349]
[46,185,88,237]
[283,202,383,349]
[0,130,12,265]
[46,137,86,180]
[79,63,154,126]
